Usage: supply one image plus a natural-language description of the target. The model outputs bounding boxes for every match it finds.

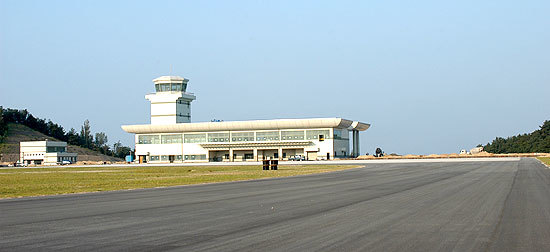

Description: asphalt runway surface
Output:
[1,158,549,251]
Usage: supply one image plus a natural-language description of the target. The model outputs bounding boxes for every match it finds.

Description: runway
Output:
[1,158,549,251]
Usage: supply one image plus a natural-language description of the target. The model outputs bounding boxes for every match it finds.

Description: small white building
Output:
[122,75,370,163]
[470,147,484,154]
[20,140,78,165]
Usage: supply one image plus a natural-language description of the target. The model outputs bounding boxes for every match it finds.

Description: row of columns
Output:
[351,130,360,157]
[228,147,284,161]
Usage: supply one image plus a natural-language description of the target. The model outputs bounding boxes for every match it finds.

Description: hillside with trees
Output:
[0,107,131,162]
[0,123,124,163]
[484,120,550,154]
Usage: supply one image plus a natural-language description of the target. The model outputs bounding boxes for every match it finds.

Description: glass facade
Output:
[306,130,330,140]
[46,146,66,153]
[171,83,181,91]
[256,131,280,141]
[157,84,171,92]
[155,83,187,92]
[185,154,207,160]
[161,134,182,144]
[281,130,305,140]
[333,129,349,140]
[184,133,206,143]
[208,133,229,142]
[139,129,332,144]
[138,135,160,144]
[139,128,339,163]
[149,155,188,162]
[231,132,254,142]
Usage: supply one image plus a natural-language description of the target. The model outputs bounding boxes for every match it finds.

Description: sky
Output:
[1,0,549,155]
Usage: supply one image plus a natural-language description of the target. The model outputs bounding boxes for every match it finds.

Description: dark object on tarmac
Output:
[263,160,270,170]
[271,160,278,170]
[375,148,384,157]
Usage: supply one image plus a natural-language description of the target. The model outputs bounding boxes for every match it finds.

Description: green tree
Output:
[114,145,132,159]
[484,120,550,153]
[94,132,108,147]
[94,132,110,154]
[80,120,93,148]
[47,120,66,141]
[1,107,134,159]
[66,128,80,146]
[113,141,121,153]
[0,106,6,143]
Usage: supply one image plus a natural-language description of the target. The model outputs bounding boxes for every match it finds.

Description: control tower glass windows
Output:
[159,84,170,92]
[155,82,188,92]
[171,83,182,92]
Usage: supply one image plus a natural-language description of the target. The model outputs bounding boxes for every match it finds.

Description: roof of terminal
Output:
[121,118,370,134]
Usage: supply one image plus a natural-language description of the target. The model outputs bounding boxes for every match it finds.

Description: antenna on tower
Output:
[169,64,173,76]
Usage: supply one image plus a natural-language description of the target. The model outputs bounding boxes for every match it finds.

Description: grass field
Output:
[0,164,360,198]
[537,157,550,166]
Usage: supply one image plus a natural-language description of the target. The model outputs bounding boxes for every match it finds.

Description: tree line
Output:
[0,107,132,159]
[484,120,550,153]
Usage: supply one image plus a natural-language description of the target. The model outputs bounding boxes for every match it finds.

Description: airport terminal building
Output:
[122,76,370,163]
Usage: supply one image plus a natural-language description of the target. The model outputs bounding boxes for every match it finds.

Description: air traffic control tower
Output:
[145,76,196,125]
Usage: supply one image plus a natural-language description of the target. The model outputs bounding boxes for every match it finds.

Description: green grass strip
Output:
[0,165,360,198]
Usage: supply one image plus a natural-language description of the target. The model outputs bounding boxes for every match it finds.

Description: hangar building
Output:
[122,76,370,163]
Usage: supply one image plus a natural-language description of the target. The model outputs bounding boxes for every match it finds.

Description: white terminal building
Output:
[122,76,370,163]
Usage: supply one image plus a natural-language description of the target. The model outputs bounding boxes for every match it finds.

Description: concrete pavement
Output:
[1,158,549,251]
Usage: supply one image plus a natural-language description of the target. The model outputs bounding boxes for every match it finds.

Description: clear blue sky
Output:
[1,0,549,155]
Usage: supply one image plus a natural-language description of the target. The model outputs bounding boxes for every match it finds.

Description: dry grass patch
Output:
[0,164,360,198]
[537,157,550,166]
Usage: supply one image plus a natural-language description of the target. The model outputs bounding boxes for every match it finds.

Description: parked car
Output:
[15,161,28,167]
[289,155,305,161]
[61,160,72,165]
